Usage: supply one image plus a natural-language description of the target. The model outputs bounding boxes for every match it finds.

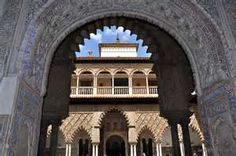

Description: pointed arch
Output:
[158,125,170,142]
[71,127,92,143]
[137,126,157,143]
[97,107,131,127]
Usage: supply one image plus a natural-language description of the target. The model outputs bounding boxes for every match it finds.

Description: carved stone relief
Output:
[212,118,236,156]
[14,0,230,93]
[199,79,236,155]
[6,79,43,156]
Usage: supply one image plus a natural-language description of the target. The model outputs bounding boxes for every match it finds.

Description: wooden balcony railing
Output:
[70,86,158,97]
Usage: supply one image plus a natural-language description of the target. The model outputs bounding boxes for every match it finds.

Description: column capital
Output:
[129,142,138,145]
[65,141,73,144]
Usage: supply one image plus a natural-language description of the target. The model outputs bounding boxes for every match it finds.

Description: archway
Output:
[106,135,126,156]
[100,109,129,156]
[137,127,156,156]
[72,128,92,156]
[4,1,234,156]
[97,71,112,94]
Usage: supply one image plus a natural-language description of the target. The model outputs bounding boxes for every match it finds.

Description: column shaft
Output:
[49,122,60,156]
[146,75,149,94]
[76,76,79,95]
[134,144,137,156]
[159,143,162,156]
[65,144,68,156]
[92,144,95,156]
[130,144,134,156]
[68,144,71,156]
[95,144,98,156]
[156,143,160,156]
[180,142,185,156]
[202,143,207,156]
[112,75,114,94]
[94,76,97,94]
[169,121,181,156]
[181,121,192,156]
[129,75,132,94]
[37,121,49,156]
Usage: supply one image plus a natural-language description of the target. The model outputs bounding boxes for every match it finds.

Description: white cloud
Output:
[90,33,102,43]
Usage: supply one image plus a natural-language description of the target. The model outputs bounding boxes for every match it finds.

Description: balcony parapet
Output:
[70,86,158,98]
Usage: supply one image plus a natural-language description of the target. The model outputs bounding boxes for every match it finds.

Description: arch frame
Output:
[4,0,235,155]
[16,0,230,97]
[70,127,92,144]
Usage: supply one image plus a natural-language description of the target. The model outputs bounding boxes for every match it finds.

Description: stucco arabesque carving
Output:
[60,113,93,143]
[15,0,230,95]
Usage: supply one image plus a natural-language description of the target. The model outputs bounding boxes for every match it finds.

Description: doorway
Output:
[106,135,126,156]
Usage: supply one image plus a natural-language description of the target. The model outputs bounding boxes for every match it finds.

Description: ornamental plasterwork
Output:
[135,112,168,142]
[158,114,204,142]
[189,114,204,141]
[13,0,230,94]
[60,113,93,142]
[97,107,131,126]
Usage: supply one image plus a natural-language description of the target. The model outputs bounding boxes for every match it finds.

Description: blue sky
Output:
[76,26,151,57]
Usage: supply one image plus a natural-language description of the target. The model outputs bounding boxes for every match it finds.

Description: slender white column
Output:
[156,143,160,156]
[65,144,68,156]
[159,143,162,156]
[94,76,97,94]
[68,144,72,156]
[202,143,207,156]
[129,75,132,94]
[95,144,98,156]
[130,144,134,156]
[76,76,79,95]
[92,144,96,156]
[146,75,149,94]
[133,144,137,156]
[180,142,185,156]
[112,75,114,94]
